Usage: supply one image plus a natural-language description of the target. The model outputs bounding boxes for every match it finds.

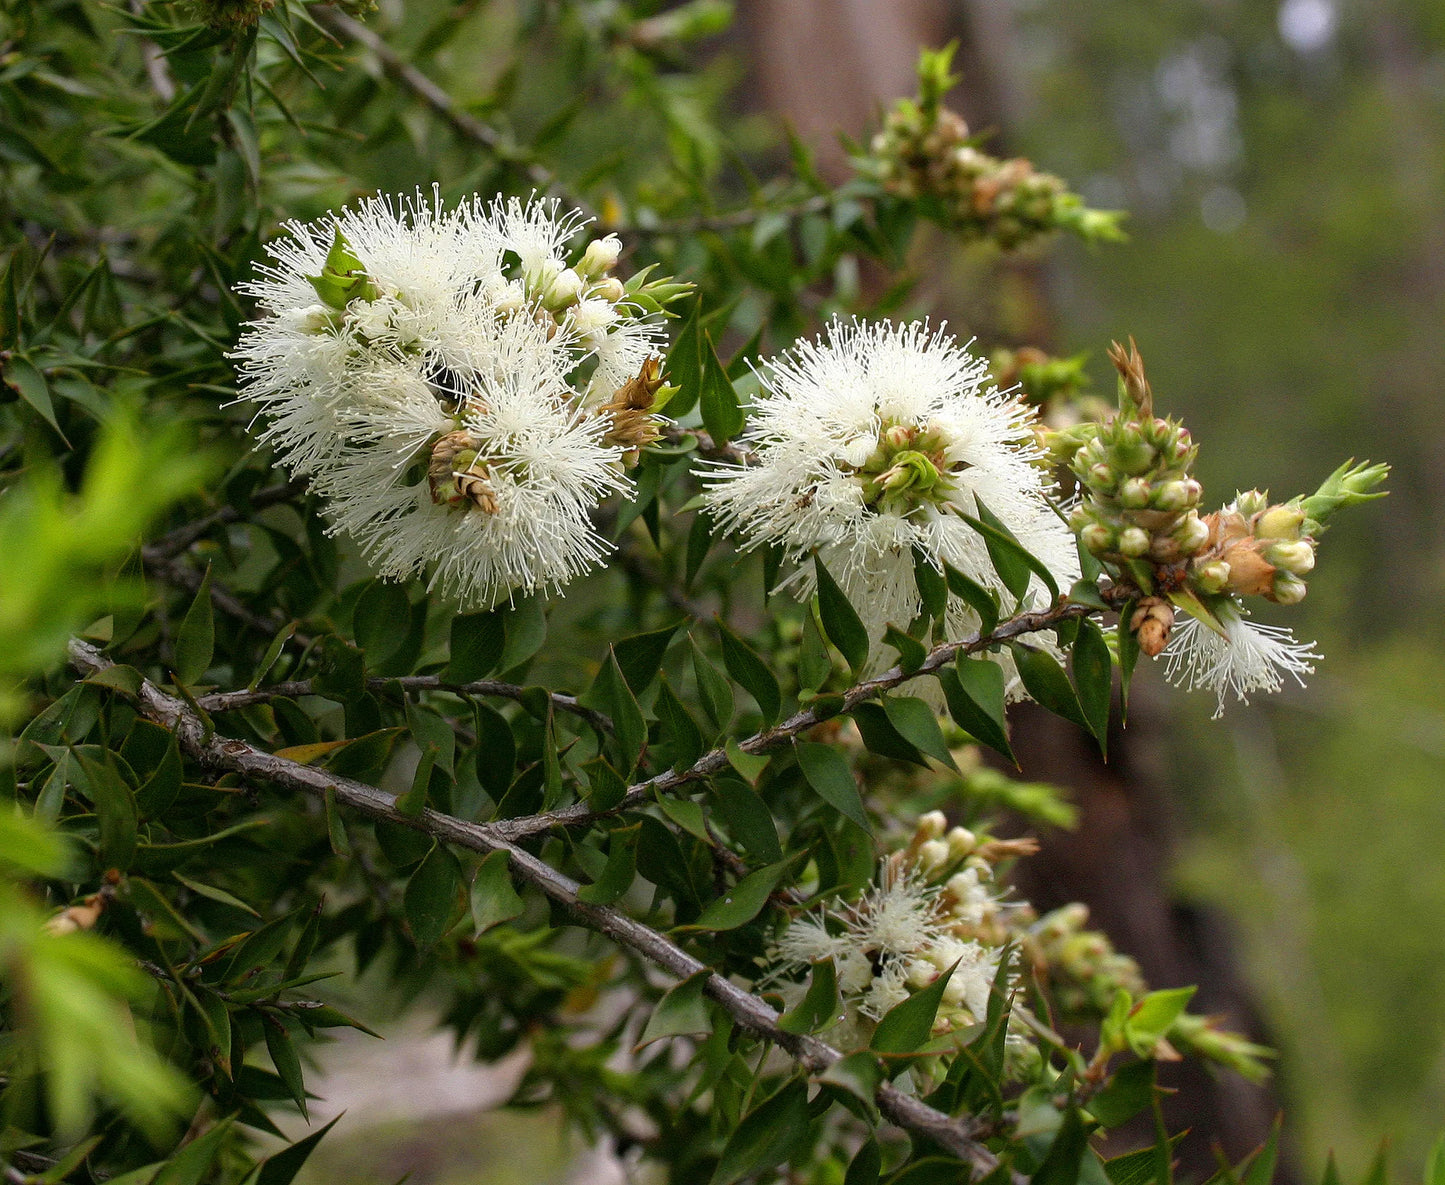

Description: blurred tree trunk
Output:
[735,0,1288,1175]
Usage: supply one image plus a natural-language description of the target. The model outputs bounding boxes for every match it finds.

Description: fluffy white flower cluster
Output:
[702,319,1078,693]
[772,811,1018,1053]
[232,189,664,606]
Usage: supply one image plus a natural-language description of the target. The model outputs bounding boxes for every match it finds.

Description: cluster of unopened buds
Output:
[862,49,1121,250]
[1191,491,1316,606]
[1066,340,1207,579]
[1026,903,1146,1018]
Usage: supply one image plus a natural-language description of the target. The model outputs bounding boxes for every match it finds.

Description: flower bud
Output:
[1119,477,1151,508]
[546,267,585,309]
[1088,463,1116,490]
[1152,479,1197,512]
[578,234,622,278]
[916,811,947,841]
[1080,523,1114,555]
[1193,559,1232,594]
[883,424,914,450]
[946,826,976,860]
[593,276,626,303]
[1266,539,1315,576]
[1271,573,1308,605]
[1173,512,1210,553]
[1113,439,1157,476]
[1233,489,1269,517]
[1256,504,1306,541]
[917,839,950,873]
[1118,526,1151,557]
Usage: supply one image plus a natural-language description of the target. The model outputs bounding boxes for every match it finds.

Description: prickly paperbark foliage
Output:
[0,8,1391,1185]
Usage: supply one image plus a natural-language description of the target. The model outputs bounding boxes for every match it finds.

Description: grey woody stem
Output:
[66,636,1022,1176]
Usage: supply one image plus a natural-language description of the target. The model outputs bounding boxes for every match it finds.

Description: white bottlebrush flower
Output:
[1162,600,1321,717]
[231,188,664,605]
[312,315,631,606]
[701,318,1078,688]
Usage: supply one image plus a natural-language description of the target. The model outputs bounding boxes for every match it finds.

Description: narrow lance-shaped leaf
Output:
[814,554,870,673]
[795,741,870,833]
[939,658,1015,764]
[173,566,215,687]
[716,618,781,725]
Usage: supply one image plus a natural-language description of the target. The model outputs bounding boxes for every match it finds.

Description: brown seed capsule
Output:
[1129,596,1175,658]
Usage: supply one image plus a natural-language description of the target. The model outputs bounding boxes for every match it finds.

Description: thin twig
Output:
[143,480,306,562]
[66,638,1010,1176]
[196,675,613,734]
[312,8,590,217]
[627,193,832,238]
[501,600,1089,839]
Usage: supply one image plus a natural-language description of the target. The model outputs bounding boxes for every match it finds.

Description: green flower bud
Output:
[1118,526,1151,557]
[1266,539,1316,576]
[1256,504,1305,541]
[1194,559,1232,594]
[879,450,941,495]
[1173,512,1210,553]
[1119,477,1151,509]
[1152,479,1198,512]
[1088,463,1116,490]
[1234,489,1269,517]
[1112,438,1158,476]
[1272,573,1308,605]
[593,276,626,303]
[577,235,622,279]
[1080,523,1114,554]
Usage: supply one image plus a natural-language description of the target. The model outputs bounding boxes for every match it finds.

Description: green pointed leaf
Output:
[1088,1058,1155,1128]
[710,776,782,863]
[725,738,769,783]
[656,675,704,768]
[151,1117,234,1185]
[871,960,956,1055]
[844,1139,883,1185]
[1032,1106,1089,1185]
[1426,1135,1445,1185]
[690,636,734,732]
[581,649,647,773]
[4,354,63,439]
[448,610,504,682]
[939,659,1015,764]
[944,564,999,635]
[912,548,948,621]
[963,500,1060,604]
[76,752,137,869]
[173,566,215,686]
[1125,986,1196,1056]
[638,969,711,1047]
[1011,643,1089,731]
[778,957,840,1034]
[664,298,704,419]
[798,608,833,692]
[716,619,781,725]
[710,1078,811,1185]
[881,695,958,769]
[818,1051,883,1113]
[499,595,548,672]
[814,555,870,672]
[795,741,870,832]
[404,842,461,947]
[684,859,792,932]
[686,507,717,588]
[252,1114,343,1185]
[1236,1119,1282,1185]
[850,701,926,766]
[614,622,683,693]
[700,330,745,445]
[263,1020,307,1118]
[882,625,926,674]
[352,580,409,666]
[1104,1133,1186,1185]
[577,824,640,905]
[470,849,524,931]
[1072,618,1113,753]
